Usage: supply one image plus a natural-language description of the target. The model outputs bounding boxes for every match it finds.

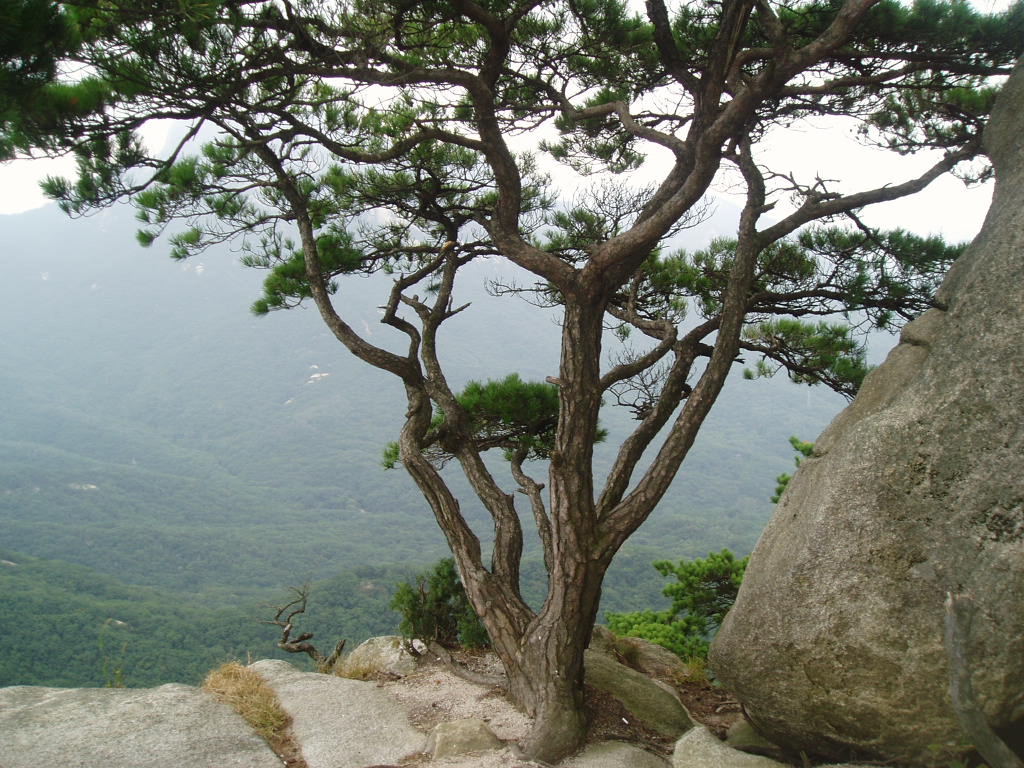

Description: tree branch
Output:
[243,137,423,384]
[406,255,531,614]
[944,592,1023,768]
[595,321,717,518]
[599,137,767,547]
[265,585,346,672]
[759,144,980,245]
[511,448,553,574]
[645,0,701,95]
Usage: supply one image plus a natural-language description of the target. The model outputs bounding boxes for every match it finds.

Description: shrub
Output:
[391,558,490,649]
[772,436,815,503]
[606,549,748,660]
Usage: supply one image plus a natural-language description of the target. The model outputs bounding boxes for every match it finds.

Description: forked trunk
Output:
[488,295,609,762]
[488,557,607,763]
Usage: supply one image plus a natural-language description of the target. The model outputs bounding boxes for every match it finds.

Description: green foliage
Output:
[743,318,870,398]
[0,0,82,158]
[855,0,1024,164]
[0,201,851,688]
[0,546,408,688]
[606,549,748,660]
[639,225,963,399]
[6,0,1008,469]
[772,436,815,504]
[386,374,606,467]
[381,441,402,470]
[391,558,490,649]
[7,5,1017,736]
[98,618,128,688]
[436,374,560,462]
[1,205,837,688]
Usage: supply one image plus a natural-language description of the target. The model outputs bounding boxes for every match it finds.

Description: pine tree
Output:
[607,549,749,660]
[7,0,1020,759]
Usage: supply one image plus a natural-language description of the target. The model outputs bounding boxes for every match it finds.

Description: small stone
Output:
[674,726,790,768]
[562,740,671,768]
[426,717,503,758]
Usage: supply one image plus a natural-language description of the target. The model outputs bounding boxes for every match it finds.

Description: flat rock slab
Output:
[251,659,427,768]
[428,717,503,758]
[0,683,280,768]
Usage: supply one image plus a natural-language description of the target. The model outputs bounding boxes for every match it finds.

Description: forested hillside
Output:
[0,548,404,686]
[1,202,847,686]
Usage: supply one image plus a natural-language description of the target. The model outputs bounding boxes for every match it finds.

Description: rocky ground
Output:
[337,645,745,768]
[0,637,864,768]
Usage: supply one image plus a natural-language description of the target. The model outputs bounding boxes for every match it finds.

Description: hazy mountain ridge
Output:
[1,201,847,686]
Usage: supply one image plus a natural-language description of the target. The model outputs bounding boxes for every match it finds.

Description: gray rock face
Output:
[584,650,694,739]
[710,60,1024,765]
[250,659,427,768]
[0,683,280,768]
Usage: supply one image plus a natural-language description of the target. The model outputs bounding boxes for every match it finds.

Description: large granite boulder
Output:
[0,683,281,768]
[710,60,1024,765]
[337,634,423,678]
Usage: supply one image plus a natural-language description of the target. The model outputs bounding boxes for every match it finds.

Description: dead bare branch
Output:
[265,585,347,673]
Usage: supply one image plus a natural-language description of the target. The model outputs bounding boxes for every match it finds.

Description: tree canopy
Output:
[7,0,1020,759]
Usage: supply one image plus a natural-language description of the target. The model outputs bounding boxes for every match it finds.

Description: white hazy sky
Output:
[2,0,1013,244]
[0,111,999,244]
[1,119,171,216]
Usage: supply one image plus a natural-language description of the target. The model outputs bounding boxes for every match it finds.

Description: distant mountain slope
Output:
[1,202,852,685]
[1,203,845,585]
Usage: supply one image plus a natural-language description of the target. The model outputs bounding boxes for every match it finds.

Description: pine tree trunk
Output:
[400,292,620,762]
[489,556,607,763]
[491,293,609,762]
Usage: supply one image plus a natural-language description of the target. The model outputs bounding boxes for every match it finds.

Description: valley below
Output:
[1,202,847,687]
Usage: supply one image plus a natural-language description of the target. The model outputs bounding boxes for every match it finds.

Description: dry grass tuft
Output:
[676,655,710,685]
[203,661,306,767]
[203,662,290,741]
